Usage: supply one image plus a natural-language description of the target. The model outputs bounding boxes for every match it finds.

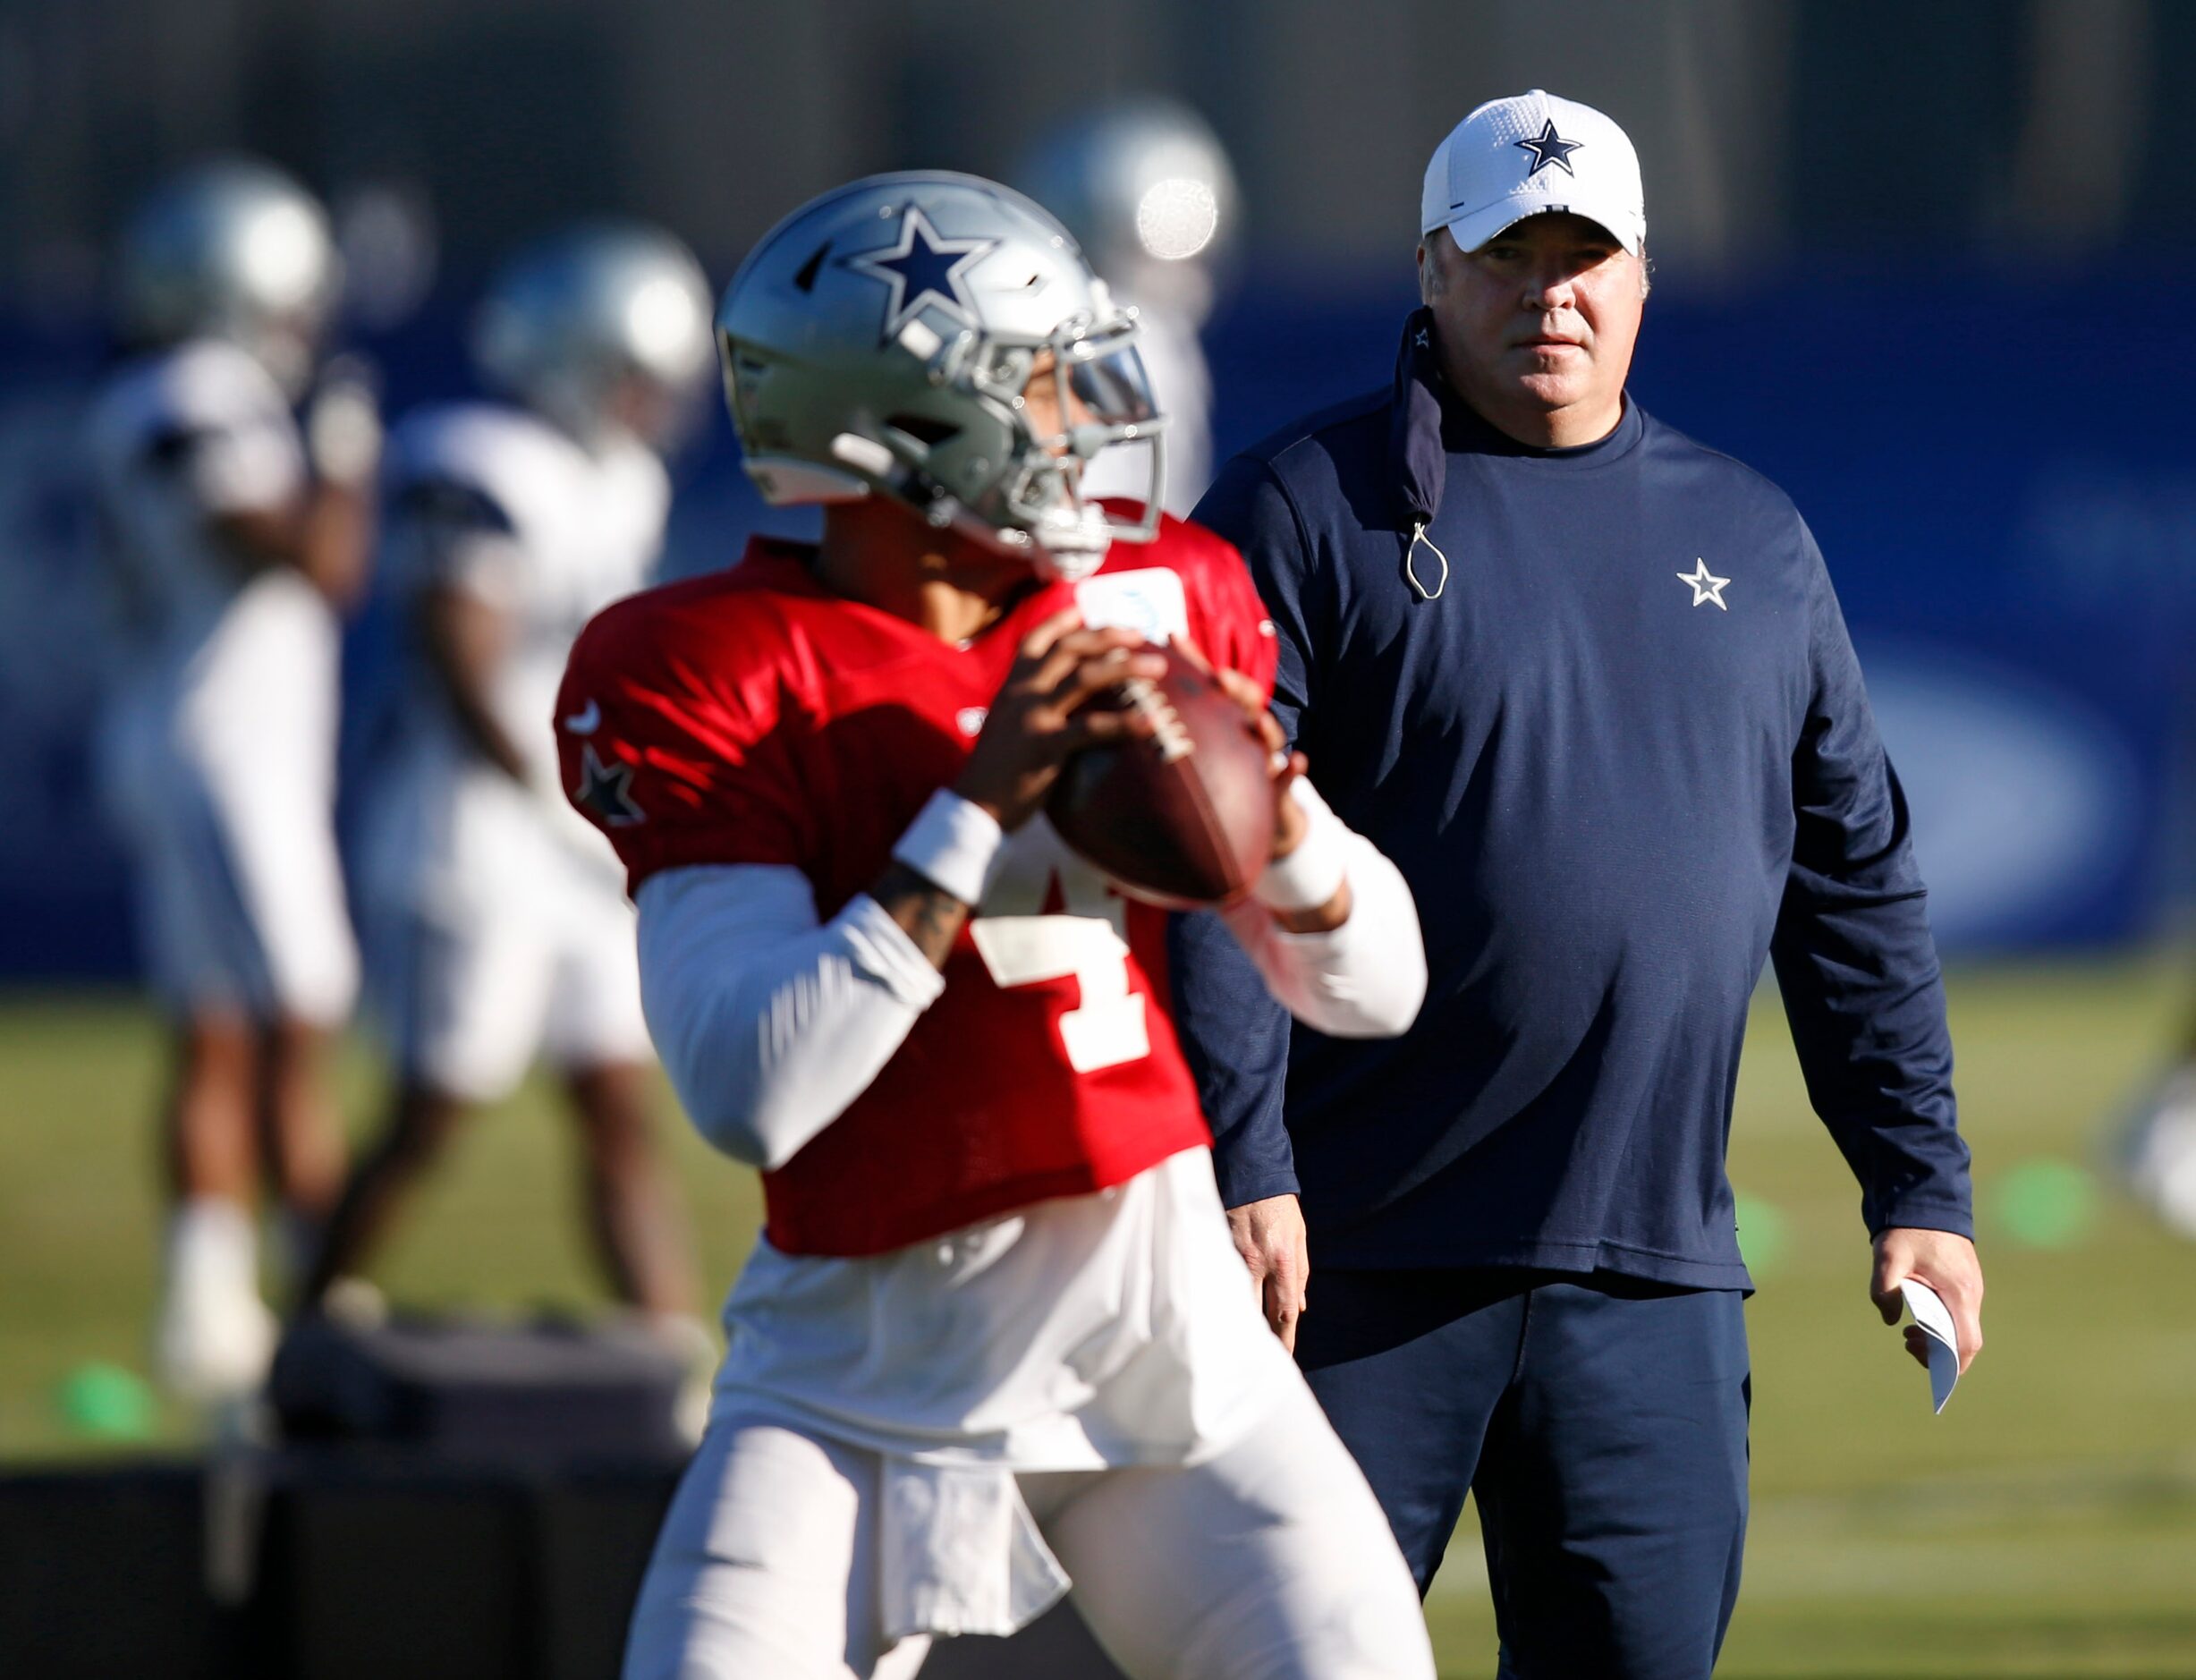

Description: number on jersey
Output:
[969,819,1149,1073]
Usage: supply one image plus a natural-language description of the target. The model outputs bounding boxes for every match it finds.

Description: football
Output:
[1046,644,1276,907]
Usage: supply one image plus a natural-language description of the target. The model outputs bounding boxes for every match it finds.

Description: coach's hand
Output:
[1870,1226,1984,1375]
[955,610,1165,832]
[1227,1193,1310,1354]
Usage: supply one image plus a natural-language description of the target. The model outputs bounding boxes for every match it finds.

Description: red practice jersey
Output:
[556,513,1279,1257]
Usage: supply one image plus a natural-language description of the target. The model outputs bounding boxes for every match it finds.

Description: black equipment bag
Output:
[269,1311,691,1464]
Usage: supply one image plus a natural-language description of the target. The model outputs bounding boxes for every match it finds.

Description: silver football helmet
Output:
[1020,100,1238,324]
[716,171,1166,583]
[116,157,338,397]
[472,223,716,454]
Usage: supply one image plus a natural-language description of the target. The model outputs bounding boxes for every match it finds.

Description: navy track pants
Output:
[1297,1268,1751,1680]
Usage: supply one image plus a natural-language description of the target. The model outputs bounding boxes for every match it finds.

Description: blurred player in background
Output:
[566,172,1435,1680]
[1020,100,1237,513]
[2118,1036,2196,1238]
[88,158,379,1409]
[304,226,713,1340]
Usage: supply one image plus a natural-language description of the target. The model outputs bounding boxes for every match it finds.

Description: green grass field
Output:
[4,963,2196,1676]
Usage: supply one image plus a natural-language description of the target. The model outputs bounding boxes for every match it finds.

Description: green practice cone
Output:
[1995,1157,2100,1250]
[1734,1192,1790,1276]
[56,1362,157,1440]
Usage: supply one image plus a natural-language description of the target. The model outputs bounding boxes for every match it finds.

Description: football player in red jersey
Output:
[560,173,1436,1680]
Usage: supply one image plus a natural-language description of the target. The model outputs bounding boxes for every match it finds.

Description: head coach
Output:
[1166,89,1986,1676]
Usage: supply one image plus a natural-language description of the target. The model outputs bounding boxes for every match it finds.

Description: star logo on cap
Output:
[1515,119,1585,179]
[573,744,646,827]
[843,206,996,342]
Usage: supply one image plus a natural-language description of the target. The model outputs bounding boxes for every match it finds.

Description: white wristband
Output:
[1254,781,1349,912]
[890,788,1005,908]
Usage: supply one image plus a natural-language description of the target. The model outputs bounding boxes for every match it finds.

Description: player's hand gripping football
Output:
[1189,649,1353,933]
[954,609,1168,832]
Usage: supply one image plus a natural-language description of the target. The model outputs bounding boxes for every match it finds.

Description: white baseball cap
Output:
[1420,89,1645,258]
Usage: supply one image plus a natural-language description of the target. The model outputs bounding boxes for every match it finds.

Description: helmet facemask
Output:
[934,292,1166,581]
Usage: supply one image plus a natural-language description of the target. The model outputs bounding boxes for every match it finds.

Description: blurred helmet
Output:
[717,171,1165,582]
[117,157,338,395]
[1020,100,1238,315]
[472,223,716,454]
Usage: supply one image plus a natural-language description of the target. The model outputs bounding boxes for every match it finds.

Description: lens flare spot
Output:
[1134,177,1219,262]
[239,202,325,306]
[626,275,706,368]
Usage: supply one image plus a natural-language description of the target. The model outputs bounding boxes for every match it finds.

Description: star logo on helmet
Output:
[1514,119,1584,179]
[843,206,997,343]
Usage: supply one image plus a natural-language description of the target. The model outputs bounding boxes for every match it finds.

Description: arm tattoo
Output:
[869,860,973,972]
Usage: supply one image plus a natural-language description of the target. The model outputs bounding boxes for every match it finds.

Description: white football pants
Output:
[623,1375,1433,1680]
[99,571,357,1025]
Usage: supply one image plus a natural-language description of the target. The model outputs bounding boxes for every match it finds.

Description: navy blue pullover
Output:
[1169,312,1971,1288]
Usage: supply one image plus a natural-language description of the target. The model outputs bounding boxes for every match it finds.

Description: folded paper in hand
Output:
[1898,1277,1960,1414]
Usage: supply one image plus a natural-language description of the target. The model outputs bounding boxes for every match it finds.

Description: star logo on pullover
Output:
[1677,558,1730,609]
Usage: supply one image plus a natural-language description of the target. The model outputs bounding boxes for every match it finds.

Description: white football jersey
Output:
[86,338,309,652]
[373,403,670,887]
[84,339,358,1023]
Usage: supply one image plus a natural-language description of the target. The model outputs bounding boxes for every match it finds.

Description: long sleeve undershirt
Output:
[637,794,1425,1171]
